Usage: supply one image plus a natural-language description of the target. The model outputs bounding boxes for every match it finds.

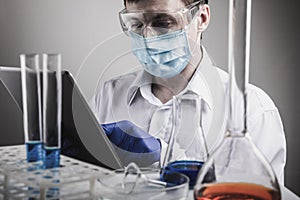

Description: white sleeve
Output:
[247,85,287,185]
[249,109,286,184]
[89,81,113,124]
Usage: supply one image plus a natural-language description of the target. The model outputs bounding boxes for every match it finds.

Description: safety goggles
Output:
[119,0,205,37]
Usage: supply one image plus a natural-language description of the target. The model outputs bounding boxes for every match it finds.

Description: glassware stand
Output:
[0,145,111,199]
[0,145,190,200]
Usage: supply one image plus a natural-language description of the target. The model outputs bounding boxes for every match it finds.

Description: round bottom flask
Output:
[194,131,281,200]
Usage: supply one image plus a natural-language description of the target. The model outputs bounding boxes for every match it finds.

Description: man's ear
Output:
[197,4,210,32]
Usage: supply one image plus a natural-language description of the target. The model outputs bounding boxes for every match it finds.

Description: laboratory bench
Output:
[0,145,299,200]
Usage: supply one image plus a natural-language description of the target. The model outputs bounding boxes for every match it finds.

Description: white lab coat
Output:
[90,47,286,184]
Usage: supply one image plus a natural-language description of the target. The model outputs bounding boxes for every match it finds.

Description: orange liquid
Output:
[194,182,280,200]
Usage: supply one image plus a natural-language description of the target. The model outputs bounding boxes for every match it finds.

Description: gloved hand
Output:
[101,120,161,166]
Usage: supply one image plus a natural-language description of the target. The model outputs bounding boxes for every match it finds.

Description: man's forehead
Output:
[126,0,186,11]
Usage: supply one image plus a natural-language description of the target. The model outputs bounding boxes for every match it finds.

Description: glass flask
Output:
[161,94,209,189]
[194,0,281,199]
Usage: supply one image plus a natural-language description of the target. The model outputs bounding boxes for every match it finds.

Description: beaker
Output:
[20,54,43,162]
[194,0,281,199]
[42,54,62,168]
[161,94,208,189]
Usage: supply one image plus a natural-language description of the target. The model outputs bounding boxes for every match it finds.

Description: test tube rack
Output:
[0,145,111,199]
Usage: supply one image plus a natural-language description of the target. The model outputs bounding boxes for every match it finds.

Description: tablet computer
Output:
[0,66,123,169]
[0,68,23,146]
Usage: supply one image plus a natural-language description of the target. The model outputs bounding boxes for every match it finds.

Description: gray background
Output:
[0,0,299,195]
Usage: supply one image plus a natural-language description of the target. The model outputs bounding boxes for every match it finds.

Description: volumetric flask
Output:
[162,94,208,189]
[194,0,281,199]
[42,54,62,168]
[20,54,43,162]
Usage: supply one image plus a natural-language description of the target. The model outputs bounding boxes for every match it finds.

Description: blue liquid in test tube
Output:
[20,54,43,163]
[26,141,43,162]
[42,54,62,169]
[43,147,60,169]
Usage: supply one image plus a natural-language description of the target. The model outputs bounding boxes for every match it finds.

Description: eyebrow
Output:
[145,13,177,25]
[151,13,176,20]
[130,17,143,22]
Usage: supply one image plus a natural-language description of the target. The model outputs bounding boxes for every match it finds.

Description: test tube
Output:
[20,54,43,162]
[42,54,62,168]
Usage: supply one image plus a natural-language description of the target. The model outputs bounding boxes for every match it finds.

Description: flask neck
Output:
[227,0,252,133]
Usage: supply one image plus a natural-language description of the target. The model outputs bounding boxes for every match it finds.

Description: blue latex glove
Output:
[101,120,161,166]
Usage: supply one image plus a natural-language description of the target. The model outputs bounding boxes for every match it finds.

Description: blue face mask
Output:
[130,30,192,78]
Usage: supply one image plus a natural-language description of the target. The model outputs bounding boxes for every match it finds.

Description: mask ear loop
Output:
[185,3,203,51]
[186,19,202,64]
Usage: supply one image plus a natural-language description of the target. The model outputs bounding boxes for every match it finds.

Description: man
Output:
[91,0,286,184]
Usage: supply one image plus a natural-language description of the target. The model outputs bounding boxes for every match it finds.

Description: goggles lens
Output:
[119,1,204,36]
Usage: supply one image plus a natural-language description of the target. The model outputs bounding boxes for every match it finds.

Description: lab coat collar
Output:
[126,46,213,109]
[185,46,213,109]
[126,70,153,105]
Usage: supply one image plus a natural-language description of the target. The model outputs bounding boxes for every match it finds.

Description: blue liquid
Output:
[26,141,43,162]
[160,168,189,188]
[43,147,60,169]
[166,160,204,189]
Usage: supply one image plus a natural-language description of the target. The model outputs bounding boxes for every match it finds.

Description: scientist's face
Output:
[126,0,210,54]
[126,0,210,43]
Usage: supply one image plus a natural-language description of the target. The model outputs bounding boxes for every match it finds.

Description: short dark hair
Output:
[123,0,208,7]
